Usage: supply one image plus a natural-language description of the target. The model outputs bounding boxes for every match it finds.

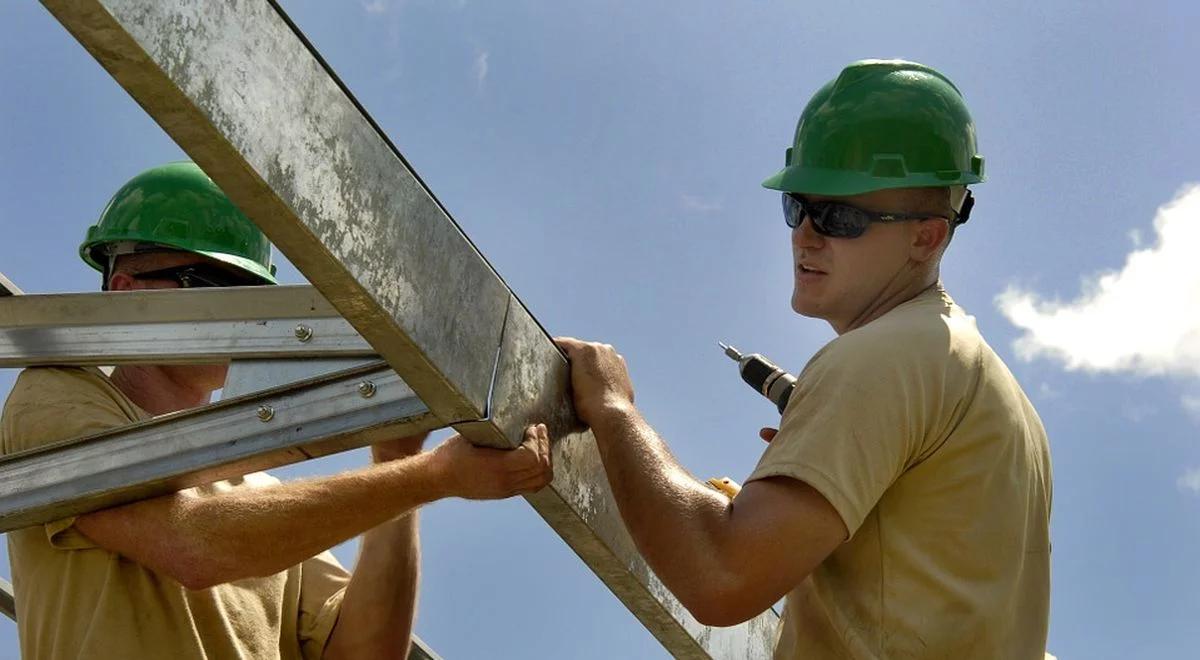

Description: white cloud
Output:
[1121,402,1157,423]
[680,193,722,213]
[996,184,1200,377]
[1037,382,1060,399]
[474,50,489,91]
[362,0,390,14]
[1177,467,1200,495]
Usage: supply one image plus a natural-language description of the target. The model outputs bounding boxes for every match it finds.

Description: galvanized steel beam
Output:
[0,317,373,367]
[41,0,507,422]
[0,273,21,297]
[39,1,779,657]
[0,577,13,622]
[0,362,437,532]
[408,636,444,660]
[0,287,374,366]
[0,286,341,328]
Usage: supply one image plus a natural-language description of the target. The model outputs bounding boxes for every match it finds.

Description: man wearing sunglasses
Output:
[2,161,554,659]
[557,60,1051,658]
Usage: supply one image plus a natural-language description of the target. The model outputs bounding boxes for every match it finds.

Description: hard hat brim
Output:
[762,164,984,197]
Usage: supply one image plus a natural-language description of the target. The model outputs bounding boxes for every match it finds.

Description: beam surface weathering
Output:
[40,1,778,657]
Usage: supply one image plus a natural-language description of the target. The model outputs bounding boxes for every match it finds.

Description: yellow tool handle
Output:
[706,476,742,499]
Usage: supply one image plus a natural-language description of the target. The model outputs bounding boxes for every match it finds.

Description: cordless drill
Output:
[718,342,796,415]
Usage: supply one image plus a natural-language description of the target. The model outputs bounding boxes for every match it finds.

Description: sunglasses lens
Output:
[782,195,871,238]
[782,194,802,228]
[818,205,851,237]
[816,204,869,238]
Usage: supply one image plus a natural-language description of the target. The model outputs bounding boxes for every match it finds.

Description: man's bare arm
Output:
[323,424,551,660]
[558,338,846,626]
[74,429,553,591]
[323,513,420,660]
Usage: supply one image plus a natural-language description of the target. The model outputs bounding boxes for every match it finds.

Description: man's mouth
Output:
[797,264,826,275]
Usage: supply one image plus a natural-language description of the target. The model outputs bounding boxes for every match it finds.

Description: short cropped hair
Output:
[901,186,967,251]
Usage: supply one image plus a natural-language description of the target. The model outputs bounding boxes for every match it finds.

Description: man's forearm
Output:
[77,452,446,589]
[590,405,738,606]
[324,512,420,660]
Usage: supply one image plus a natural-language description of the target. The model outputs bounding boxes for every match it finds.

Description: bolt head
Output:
[357,381,377,398]
[256,405,275,422]
[294,324,314,342]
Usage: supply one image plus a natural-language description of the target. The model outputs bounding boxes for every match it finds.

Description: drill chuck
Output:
[719,342,796,415]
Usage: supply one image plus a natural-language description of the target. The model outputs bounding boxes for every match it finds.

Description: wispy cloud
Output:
[1177,467,1200,495]
[680,193,722,213]
[996,184,1200,377]
[474,50,490,91]
[1037,382,1061,400]
[1182,394,1200,420]
[362,0,391,14]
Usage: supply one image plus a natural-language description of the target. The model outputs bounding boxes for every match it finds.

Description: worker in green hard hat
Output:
[556,60,1051,658]
[1,161,554,659]
[79,160,280,289]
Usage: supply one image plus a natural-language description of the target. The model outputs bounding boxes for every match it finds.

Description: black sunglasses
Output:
[131,263,263,288]
[782,193,957,239]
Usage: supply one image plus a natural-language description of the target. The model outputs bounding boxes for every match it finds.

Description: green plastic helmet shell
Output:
[80,161,277,284]
[763,59,985,196]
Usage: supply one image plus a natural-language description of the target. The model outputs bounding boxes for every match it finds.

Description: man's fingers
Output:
[514,423,553,491]
[555,337,584,356]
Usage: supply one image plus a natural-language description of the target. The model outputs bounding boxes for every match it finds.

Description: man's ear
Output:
[909,218,949,262]
[107,271,136,291]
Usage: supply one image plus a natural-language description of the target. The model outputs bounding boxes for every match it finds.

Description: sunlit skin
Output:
[790,187,952,335]
[106,251,233,413]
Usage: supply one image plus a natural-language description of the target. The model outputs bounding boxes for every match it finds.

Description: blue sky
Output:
[1,1,1197,658]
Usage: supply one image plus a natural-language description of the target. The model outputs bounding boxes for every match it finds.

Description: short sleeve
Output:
[297,550,350,660]
[746,336,929,538]
[1,368,144,549]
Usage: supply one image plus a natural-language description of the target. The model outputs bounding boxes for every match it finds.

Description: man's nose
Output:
[792,215,825,249]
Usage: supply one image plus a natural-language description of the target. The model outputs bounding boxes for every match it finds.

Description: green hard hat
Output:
[762,59,985,197]
[80,161,277,284]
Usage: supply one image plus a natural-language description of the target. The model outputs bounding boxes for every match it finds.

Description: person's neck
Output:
[109,365,213,415]
[833,267,940,336]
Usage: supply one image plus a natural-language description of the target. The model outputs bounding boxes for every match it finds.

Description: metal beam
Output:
[0,285,341,328]
[0,273,22,297]
[0,317,373,367]
[408,636,443,660]
[39,1,778,657]
[222,358,380,399]
[0,362,439,532]
[0,578,13,622]
[0,287,375,366]
[41,0,508,422]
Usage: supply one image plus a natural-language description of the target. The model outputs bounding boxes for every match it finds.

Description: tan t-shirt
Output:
[748,285,1052,660]
[1,366,349,660]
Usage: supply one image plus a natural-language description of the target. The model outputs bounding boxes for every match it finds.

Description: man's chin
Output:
[168,364,229,392]
[791,293,824,318]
